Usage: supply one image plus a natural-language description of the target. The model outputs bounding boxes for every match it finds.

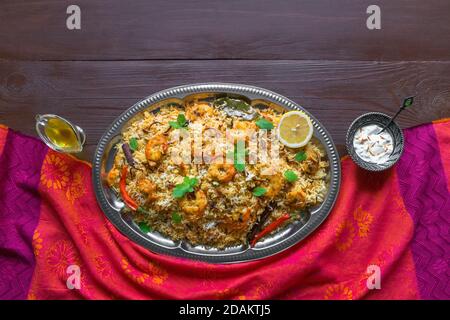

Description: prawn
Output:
[106,166,120,187]
[302,145,321,173]
[179,190,207,217]
[145,134,168,166]
[286,186,306,209]
[208,163,236,183]
[232,120,257,141]
[137,178,158,202]
[220,208,252,232]
[260,172,284,199]
[186,103,214,121]
[178,163,190,176]
[233,120,257,131]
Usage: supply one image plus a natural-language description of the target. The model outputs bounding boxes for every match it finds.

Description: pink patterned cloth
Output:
[0,120,448,300]
[396,120,450,298]
[0,126,47,299]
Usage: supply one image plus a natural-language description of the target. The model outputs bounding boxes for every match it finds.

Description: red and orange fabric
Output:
[0,120,448,300]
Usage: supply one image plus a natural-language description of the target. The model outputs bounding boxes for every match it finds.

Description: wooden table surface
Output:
[1,0,449,161]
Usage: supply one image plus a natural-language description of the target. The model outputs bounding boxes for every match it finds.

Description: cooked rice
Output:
[107,100,329,248]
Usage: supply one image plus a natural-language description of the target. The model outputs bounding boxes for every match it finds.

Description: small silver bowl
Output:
[346,112,404,171]
[35,114,86,153]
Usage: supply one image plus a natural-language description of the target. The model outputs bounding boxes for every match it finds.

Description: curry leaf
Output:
[215,97,251,112]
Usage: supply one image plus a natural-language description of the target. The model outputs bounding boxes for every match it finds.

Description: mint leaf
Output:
[234,141,246,172]
[177,114,187,127]
[129,137,138,151]
[284,170,298,183]
[253,187,267,197]
[172,176,198,198]
[226,142,246,172]
[169,121,181,129]
[170,114,188,129]
[172,184,189,198]
[187,176,198,188]
[172,212,182,224]
[235,163,245,172]
[138,222,152,233]
[294,151,307,162]
[182,176,191,184]
[255,118,274,130]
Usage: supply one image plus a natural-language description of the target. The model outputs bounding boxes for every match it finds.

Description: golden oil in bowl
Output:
[35,114,85,153]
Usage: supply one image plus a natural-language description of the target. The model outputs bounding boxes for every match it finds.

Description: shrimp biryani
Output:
[106,97,329,249]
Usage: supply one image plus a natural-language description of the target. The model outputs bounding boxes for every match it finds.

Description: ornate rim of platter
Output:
[92,83,341,263]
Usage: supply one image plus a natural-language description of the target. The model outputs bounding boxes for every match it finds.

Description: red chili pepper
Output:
[119,166,138,211]
[251,213,290,247]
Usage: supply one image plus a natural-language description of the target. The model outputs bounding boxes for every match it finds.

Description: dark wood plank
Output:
[1,60,449,161]
[1,0,449,61]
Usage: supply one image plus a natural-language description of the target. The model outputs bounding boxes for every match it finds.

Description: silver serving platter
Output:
[92,83,341,263]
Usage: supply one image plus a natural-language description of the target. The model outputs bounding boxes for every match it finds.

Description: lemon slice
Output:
[277,111,313,148]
